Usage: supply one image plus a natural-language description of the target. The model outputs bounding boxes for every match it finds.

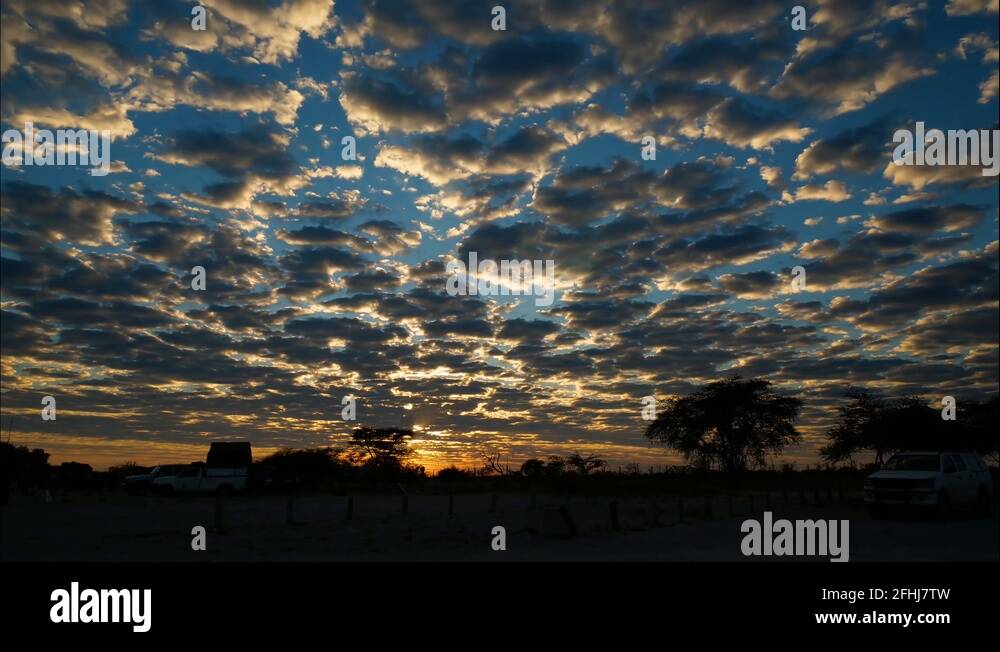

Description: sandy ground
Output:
[2,492,996,562]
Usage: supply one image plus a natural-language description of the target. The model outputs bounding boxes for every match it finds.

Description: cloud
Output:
[532,158,655,227]
[783,180,852,202]
[155,126,317,209]
[1,181,138,246]
[339,72,448,134]
[793,118,893,179]
[193,0,336,64]
[128,68,305,127]
[716,270,783,299]
[773,30,934,115]
[864,204,984,234]
[883,160,1000,191]
[945,0,999,16]
[702,97,811,149]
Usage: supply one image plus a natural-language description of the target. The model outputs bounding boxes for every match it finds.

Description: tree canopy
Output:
[822,389,998,465]
[644,377,802,475]
[348,426,414,470]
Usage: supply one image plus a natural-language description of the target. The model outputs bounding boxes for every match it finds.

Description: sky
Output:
[1,0,998,471]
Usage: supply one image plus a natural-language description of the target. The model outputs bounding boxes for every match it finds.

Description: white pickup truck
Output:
[864,450,994,516]
[152,464,247,496]
[152,442,252,496]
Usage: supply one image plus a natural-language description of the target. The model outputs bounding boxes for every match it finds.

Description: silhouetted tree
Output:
[479,448,509,476]
[520,458,546,478]
[644,377,802,476]
[565,452,606,475]
[0,443,50,492]
[349,426,413,471]
[544,456,566,476]
[435,465,473,480]
[823,389,1000,465]
[820,387,888,464]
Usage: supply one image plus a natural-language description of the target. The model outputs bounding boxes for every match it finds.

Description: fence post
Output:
[286,495,295,525]
[529,493,537,511]
[609,500,620,531]
[346,495,354,521]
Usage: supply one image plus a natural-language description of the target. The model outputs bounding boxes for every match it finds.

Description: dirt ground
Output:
[2,491,997,562]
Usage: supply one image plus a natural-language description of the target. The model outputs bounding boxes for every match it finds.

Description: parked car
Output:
[152,442,252,496]
[124,464,188,494]
[864,450,993,517]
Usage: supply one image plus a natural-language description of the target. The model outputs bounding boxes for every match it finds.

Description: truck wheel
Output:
[217,484,234,497]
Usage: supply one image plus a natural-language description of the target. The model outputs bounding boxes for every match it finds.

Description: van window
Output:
[943,457,957,474]
[949,455,966,471]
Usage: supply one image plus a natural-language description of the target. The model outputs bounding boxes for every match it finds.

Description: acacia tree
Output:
[644,377,802,476]
[348,427,413,470]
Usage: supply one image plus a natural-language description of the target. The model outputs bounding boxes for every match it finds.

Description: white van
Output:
[864,450,994,516]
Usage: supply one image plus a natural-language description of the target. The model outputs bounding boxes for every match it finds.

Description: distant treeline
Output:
[0,439,890,497]
[2,379,997,496]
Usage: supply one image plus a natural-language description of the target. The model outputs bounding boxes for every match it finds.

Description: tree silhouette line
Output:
[643,377,997,476]
[2,377,997,498]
